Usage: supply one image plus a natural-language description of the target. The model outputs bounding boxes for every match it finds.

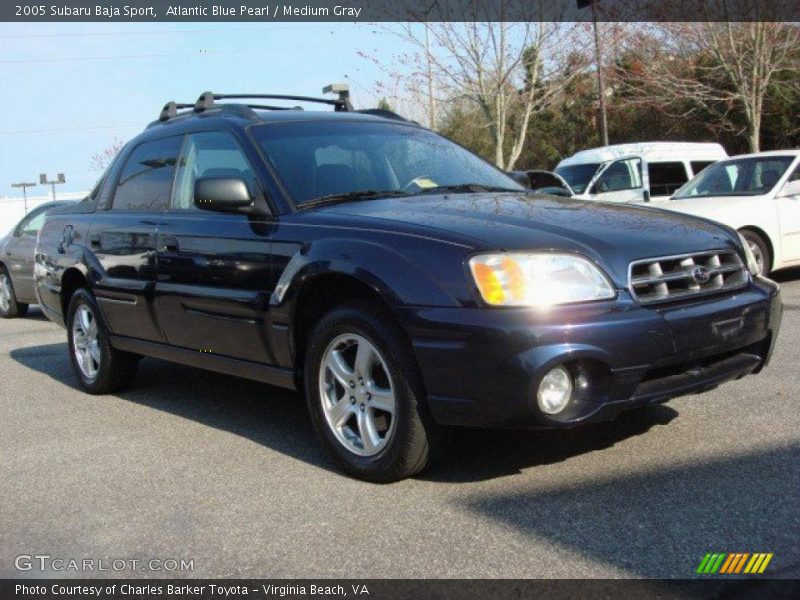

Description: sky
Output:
[0,22,409,198]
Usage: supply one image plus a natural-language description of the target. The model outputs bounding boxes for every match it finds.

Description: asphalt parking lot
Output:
[2,273,799,579]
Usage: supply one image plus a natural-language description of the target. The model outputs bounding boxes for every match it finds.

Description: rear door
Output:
[89,135,182,342]
[154,129,276,363]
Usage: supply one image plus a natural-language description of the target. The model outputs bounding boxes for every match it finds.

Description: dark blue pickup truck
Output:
[34,90,782,481]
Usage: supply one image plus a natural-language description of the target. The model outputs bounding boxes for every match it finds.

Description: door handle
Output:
[58,226,75,254]
[89,234,101,249]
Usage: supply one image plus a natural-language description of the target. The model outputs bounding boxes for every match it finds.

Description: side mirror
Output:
[194,177,253,212]
[777,179,800,198]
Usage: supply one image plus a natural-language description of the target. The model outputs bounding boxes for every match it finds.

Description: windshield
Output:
[673,155,795,199]
[251,121,523,206]
[554,163,601,194]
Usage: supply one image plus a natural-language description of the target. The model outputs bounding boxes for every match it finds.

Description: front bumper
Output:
[394,278,782,428]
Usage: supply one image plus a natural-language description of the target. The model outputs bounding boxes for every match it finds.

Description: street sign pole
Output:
[39,173,66,202]
[10,182,37,214]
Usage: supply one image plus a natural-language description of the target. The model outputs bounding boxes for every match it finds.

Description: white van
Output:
[554,142,728,204]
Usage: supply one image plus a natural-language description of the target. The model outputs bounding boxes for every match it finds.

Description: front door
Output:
[89,135,183,342]
[154,130,276,363]
[3,205,50,302]
[587,156,647,203]
[775,162,800,262]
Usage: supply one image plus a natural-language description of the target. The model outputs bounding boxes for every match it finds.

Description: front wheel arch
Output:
[291,272,402,385]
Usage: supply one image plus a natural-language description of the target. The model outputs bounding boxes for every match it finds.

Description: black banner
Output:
[3,579,800,600]
[3,0,800,23]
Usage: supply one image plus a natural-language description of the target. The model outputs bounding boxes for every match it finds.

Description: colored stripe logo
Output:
[697,553,773,574]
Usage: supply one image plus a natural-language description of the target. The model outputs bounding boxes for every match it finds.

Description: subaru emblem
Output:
[691,265,711,284]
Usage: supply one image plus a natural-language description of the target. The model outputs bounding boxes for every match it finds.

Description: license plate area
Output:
[658,294,769,356]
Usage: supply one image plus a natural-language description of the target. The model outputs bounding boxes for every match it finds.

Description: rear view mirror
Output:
[194,177,252,212]
[777,179,800,198]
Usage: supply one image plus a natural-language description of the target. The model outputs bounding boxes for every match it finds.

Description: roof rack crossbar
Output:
[244,103,300,111]
[157,84,356,124]
[209,93,349,111]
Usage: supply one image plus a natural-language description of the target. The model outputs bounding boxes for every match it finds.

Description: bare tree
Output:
[618,21,800,152]
[90,137,125,172]
[382,18,590,170]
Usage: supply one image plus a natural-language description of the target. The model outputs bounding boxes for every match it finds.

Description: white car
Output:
[663,150,800,276]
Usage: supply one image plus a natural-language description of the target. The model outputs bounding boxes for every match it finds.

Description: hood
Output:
[661,195,756,217]
[315,193,738,287]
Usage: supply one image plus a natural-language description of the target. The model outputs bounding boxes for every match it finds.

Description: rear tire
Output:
[0,269,28,318]
[66,288,138,394]
[304,299,445,482]
[739,229,771,276]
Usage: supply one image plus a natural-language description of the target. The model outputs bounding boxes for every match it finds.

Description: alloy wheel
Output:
[0,274,10,312]
[748,240,766,275]
[72,304,101,380]
[318,333,397,457]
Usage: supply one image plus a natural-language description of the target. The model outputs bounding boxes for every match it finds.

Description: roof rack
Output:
[154,102,260,126]
[154,85,411,125]
[192,84,354,115]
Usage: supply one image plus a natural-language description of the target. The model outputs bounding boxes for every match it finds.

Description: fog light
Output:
[537,366,573,415]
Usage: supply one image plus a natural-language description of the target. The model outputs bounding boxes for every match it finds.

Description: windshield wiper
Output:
[415,183,525,195]
[303,189,411,207]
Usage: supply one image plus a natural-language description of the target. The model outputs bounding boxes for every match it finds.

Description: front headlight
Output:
[469,253,615,307]
[737,233,760,276]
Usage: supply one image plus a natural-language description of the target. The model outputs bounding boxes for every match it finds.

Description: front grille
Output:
[629,249,748,305]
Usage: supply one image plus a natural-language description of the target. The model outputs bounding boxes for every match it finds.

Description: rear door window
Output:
[112,136,183,211]
[648,162,689,196]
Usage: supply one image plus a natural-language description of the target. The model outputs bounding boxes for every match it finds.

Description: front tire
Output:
[0,269,28,318]
[304,299,444,482]
[67,288,138,394]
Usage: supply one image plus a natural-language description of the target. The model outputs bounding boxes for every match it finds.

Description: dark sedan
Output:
[1,201,73,318]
